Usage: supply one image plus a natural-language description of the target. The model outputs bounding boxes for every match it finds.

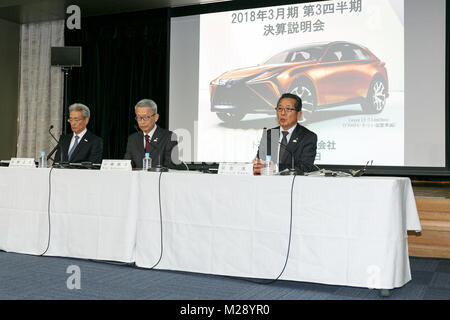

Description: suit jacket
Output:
[55,130,103,164]
[257,124,317,173]
[124,126,180,169]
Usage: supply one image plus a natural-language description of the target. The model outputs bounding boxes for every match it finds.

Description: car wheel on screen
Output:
[362,78,387,114]
[289,80,317,123]
[216,112,245,123]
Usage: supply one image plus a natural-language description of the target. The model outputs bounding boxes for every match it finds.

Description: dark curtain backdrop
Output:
[65,8,170,160]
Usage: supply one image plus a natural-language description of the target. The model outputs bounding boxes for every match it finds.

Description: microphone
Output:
[349,160,373,177]
[263,127,271,157]
[48,125,58,144]
[147,139,169,172]
[47,125,63,162]
[278,141,303,176]
[307,163,338,177]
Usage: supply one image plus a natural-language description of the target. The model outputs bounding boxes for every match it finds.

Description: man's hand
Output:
[253,158,264,175]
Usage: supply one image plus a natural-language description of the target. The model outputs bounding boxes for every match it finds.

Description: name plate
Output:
[9,158,35,168]
[100,159,132,171]
[218,162,253,175]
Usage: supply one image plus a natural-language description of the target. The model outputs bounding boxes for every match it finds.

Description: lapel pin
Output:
[153,138,158,142]
[84,139,88,142]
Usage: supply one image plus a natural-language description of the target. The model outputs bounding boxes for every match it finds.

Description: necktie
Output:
[68,135,79,161]
[144,134,150,153]
[279,131,289,162]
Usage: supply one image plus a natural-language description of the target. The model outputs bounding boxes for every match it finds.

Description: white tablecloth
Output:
[0,167,421,289]
[135,173,421,289]
[0,168,51,255]
[0,167,138,262]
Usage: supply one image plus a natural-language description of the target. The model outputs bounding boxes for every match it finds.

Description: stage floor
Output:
[412,182,450,199]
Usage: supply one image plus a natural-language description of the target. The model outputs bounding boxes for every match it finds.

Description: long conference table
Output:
[0,167,421,290]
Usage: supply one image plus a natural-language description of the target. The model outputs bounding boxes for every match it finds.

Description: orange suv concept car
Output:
[210,41,389,122]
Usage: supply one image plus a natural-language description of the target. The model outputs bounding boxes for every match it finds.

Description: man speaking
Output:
[55,103,103,164]
[253,93,317,174]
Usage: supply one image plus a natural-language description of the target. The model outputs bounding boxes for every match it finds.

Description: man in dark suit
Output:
[55,103,103,164]
[124,99,179,169]
[254,93,317,174]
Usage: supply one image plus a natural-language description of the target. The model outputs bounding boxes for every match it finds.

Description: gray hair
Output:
[69,103,90,118]
[135,99,157,115]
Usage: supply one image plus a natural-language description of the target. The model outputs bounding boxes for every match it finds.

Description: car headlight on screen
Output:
[247,71,281,83]
[211,77,244,86]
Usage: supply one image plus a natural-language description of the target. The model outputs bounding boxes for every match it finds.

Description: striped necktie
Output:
[68,135,79,161]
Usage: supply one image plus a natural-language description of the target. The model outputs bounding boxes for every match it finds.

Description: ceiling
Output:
[0,0,231,24]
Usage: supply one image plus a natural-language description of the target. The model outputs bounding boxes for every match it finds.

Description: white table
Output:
[0,167,421,289]
[0,168,51,255]
[135,173,421,289]
[0,167,138,262]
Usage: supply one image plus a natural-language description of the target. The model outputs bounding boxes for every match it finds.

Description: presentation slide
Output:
[169,0,446,169]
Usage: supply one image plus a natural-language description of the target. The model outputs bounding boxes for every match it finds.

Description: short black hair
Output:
[277,93,302,112]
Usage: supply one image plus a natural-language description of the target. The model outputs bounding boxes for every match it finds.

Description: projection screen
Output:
[169,0,447,174]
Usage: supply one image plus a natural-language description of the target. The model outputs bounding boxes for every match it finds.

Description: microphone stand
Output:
[147,141,169,172]
[148,163,168,172]
[349,160,373,177]
[47,125,61,162]
[48,125,58,143]
[61,67,71,135]
[47,144,59,162]
[278,142,303,176]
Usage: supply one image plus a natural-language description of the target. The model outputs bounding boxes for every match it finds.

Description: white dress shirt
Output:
[68,128,87,152]
[143,125,158,149]
[277,123,297,159]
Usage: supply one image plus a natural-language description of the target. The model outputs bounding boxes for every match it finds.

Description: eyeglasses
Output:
[275,107,296,113]
[67,118,84,123]
[135,114,156,122]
